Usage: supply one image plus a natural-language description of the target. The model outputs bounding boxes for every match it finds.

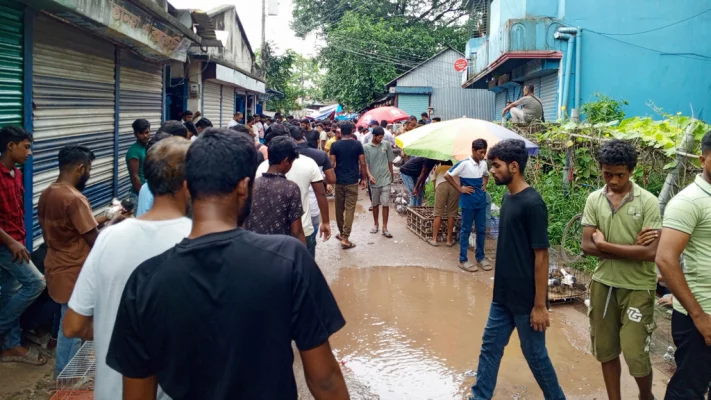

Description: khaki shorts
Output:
[588,280,656,377]
[434,182,459,218]
[371,184,390,207]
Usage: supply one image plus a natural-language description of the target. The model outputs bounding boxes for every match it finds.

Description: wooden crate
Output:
[406,206,462,242]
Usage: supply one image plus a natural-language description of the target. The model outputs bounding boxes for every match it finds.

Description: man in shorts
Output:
[429,161,457,247]
[364,127,394,238]
[581,140,661,400]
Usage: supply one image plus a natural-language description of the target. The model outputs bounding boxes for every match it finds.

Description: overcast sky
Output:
[169,0,319,56]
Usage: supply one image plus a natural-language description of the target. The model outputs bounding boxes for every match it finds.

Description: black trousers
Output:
[665,310,711,400]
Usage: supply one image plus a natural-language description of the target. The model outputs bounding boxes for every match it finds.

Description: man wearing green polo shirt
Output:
[581,140,661,400]
[657,131,711,400]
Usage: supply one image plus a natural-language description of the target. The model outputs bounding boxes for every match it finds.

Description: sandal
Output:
[458,261,479,272]
[0,347,47,366]
[427,239,439,247]
[382,231,393,238]
[370,227,379,234]
[446,241,456,247]
[479,259,493,271]
[336,234,343,241]
[341,242,357,250]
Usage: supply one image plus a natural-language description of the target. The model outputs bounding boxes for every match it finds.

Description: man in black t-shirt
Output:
[471,139,565,400]
[106,129,349,400]
[329,122,366,249]
[399,156,438,206]
[301,119,320,149]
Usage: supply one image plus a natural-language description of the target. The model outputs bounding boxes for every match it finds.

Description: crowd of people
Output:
[0,107,709,400]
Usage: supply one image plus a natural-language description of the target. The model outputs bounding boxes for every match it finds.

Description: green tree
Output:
[318,11,468,109]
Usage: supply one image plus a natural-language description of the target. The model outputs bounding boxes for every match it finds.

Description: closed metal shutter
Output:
[32,15,115,247]
[118,49,163,199]
[203,81,221,126]
[494,91,507,122]
[0,1,23,127]
[397,94,429,119]
[539,72,559,123]
[221,86,234,127]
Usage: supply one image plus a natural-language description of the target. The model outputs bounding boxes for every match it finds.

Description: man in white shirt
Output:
[62,136,193,400]
[227,112,243,128]
[256,135,327,254]
[361,119,396,147]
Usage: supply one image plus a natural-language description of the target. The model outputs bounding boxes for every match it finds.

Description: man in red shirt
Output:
[0,125,47,366]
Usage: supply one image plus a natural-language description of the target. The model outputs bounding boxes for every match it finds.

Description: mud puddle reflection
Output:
[329,266,609,400]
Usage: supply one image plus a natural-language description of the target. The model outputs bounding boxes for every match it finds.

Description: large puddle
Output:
[328,266,613,400]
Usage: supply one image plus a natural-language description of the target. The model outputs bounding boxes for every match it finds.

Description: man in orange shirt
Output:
[38,145,117,378]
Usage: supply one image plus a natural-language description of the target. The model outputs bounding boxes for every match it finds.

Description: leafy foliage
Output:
[580,93,628,123]
[257,42,324,113]
[319,11,469,109]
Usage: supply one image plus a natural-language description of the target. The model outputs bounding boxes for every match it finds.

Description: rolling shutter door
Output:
[203,81,221,126]
[539,72,559,123]
[494,91,507,122]
[220,86,234,127]
[118,50,163,199]
[0,1,23,128]
[33,15,115,248]
[397,94,429,120]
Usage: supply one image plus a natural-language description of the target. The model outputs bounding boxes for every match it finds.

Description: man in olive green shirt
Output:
[581,140,660,400]
[363,127,394,238]
[657,131,711,399]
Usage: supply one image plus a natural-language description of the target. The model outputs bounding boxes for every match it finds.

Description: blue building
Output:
[462,0,711,122]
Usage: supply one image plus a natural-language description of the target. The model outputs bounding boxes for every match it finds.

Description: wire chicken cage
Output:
[51,341,95,400]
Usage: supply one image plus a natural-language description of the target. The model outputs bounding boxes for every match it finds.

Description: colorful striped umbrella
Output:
[395,118,539,162]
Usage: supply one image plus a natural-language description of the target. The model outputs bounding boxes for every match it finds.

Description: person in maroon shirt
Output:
[0,125,47,365]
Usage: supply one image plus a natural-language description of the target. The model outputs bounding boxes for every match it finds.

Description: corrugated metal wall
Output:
[397,94,429,119]
[32,15,116,247]
[221,86,235,127]
[494,91,507,121]
[0,1,23,128]
[539,72,559,123]
[431,88,494,120]
[203,81,221,126]
[394,49,495,121]
[118,49,162,198]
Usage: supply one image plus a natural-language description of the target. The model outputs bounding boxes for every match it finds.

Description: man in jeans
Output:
[290,125,335,256]
[38,145,119,377]
[657,131,711,400]
[445,139,490,272]
[0,125,46,366]
[364,127,395,238]
[581,140,660,400]
[472,139,565,400]
[399,156,437,207]
[329,122,366,249]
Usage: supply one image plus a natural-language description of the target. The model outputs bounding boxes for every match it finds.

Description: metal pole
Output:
[261,0,266,76]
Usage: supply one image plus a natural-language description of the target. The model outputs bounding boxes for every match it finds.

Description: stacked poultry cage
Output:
[51,341,95,400]
[405,206,463,242]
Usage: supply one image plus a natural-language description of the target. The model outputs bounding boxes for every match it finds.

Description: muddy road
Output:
[1,190,670,399]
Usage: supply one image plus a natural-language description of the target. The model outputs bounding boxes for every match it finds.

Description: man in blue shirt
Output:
[445,139,490,272]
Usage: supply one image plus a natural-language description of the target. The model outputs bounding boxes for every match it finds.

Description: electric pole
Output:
[261,0,266,78]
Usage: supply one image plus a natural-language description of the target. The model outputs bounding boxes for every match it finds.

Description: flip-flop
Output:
[446,241,456,247]
[0,347,47,366]
[479,259,493,271]
[427,239,439,247]
[458,261,479,272]
[341,242,357,250]
[336,234,343,241]
[370,227,379,234]
[382,231,393,238]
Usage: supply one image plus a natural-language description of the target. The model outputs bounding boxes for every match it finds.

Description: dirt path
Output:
[1,188,671,399]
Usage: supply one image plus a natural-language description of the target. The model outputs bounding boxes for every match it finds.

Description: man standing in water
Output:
[656,131,711,399]
[445,139,491,272]
[581,140,660,400]
[106,129,349,399]
[471,139,565,400]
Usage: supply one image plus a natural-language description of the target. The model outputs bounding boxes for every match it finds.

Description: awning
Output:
[463,51,562,89]
[203,62,266,94]
[21,0,201,62]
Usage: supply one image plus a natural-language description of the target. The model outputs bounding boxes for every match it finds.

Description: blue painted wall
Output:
[474,0,711,120]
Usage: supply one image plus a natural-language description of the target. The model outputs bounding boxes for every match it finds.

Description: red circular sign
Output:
[454,58,469,72]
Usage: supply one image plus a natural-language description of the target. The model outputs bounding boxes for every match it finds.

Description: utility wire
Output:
[582,8,711,36]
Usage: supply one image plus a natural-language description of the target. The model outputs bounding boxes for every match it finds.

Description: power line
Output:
[583,8,711,36]
[585,30,711,62]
